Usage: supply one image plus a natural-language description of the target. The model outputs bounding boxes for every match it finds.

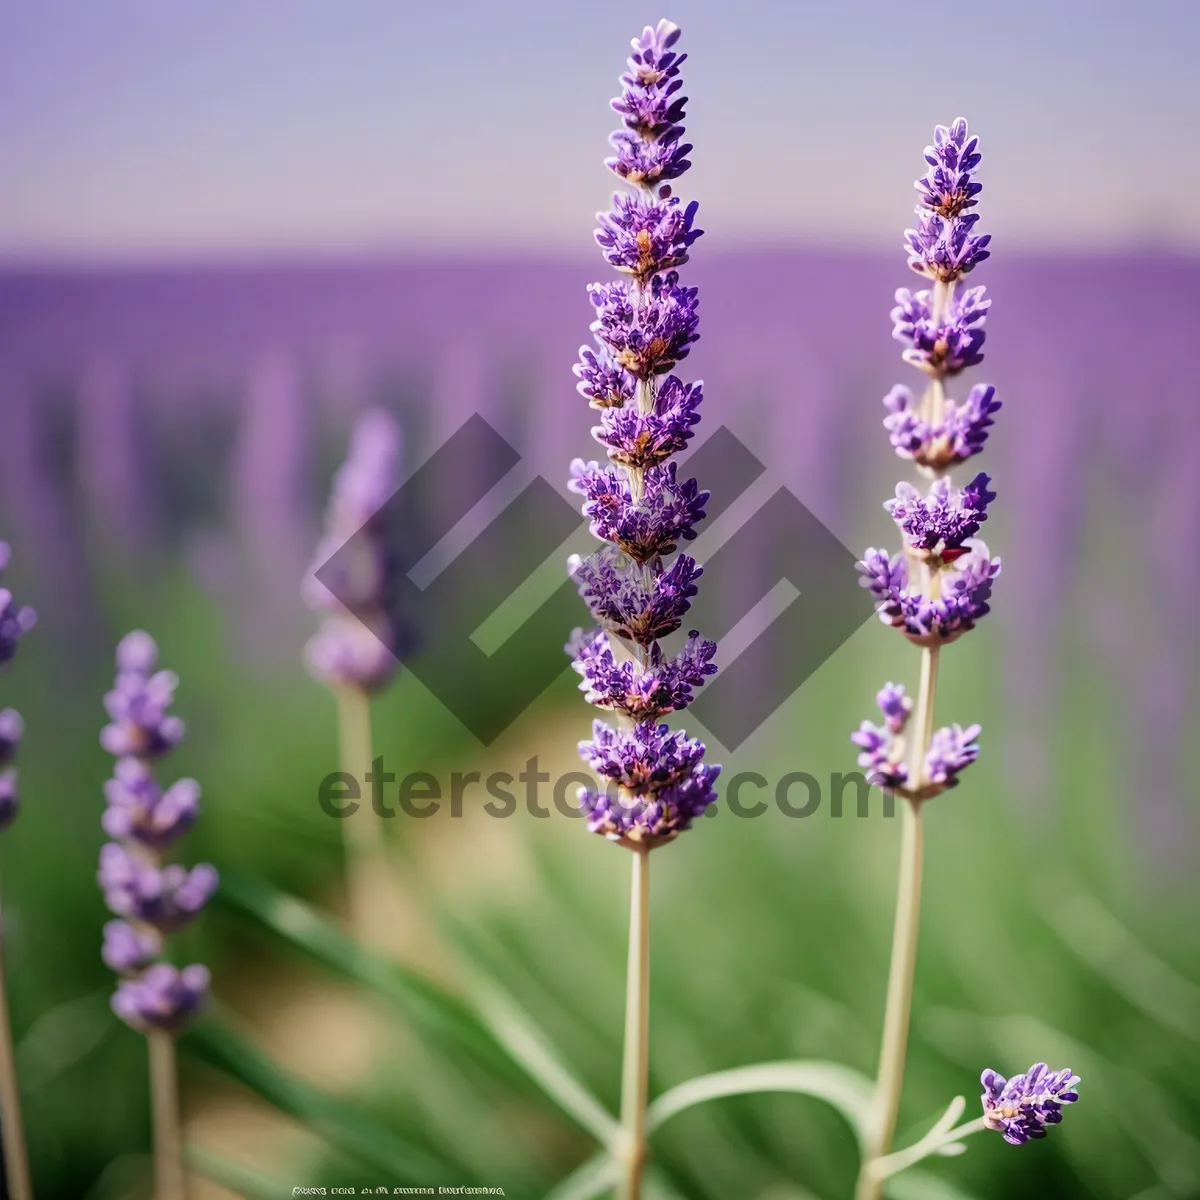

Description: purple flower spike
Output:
[100,631,216,1030]
[924,723,982,787]
[102,920,163,975]
[112,962,211,1034]
[304,408,408,693]
[569,23,718,850]
[0,542,37,667]
[100,633,185,760]
[981,1063,1080,1145]
[884,473,995,561]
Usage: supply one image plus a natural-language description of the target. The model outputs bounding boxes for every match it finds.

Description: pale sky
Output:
[1,0,1198,261]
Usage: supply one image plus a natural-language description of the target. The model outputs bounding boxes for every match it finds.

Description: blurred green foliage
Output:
[2,544,1197,1200]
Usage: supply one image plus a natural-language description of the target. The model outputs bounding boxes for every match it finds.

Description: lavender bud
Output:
[101,920,163,974]
[0,542,37,666]
[100,632,185,760]
[981,1063,1080,1145]
[111,962,211,1034]
[97,843,218,932]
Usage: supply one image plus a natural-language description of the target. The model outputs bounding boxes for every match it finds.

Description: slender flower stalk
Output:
[852,121,998,1200]
[304,409,407,943]
[0,542,35,1200]
[566,23,718,1197]
[99,630,217,1200]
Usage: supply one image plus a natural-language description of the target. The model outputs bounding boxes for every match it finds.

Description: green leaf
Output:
[216,873,526,1088]
[645,1060,873,1151]
[183,1019,453,1181]
[543,1153,620,1200]
[466,972,620,1147]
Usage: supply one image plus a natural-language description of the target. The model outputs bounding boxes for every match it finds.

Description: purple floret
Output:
[592,376,703,468]
[915,118,983,218]
[0,542,37,667]
[981,1063,1080,1145]
[100,632,185,760]
[112,962,210,1034]
[98,842,218,932]
[885,474,995,560]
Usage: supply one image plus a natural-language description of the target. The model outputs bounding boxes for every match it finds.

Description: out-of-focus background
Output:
[1,2,1198,1198]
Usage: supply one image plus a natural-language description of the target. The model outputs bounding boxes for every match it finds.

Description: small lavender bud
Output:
[101,758,200,847]
[100,632,185,760]
[111,962,211,1034]
[101,920,163,974]
[924,723,982,788]
[97,843,218,932]
[981,1063,1080,1145]
[884,474,996,563]
[0,542,37,666]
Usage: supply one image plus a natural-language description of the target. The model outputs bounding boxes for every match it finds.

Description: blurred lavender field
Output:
[1,250,1195,852]
[2,249,1200,1198]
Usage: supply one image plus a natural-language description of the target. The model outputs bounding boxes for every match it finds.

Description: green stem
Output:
[148,1029,186,1200]
[617,844,651,1200]
[856,642,939,1200]
[0,880,32,1200]
[335,685,383,943]
[866,1114,989,1185]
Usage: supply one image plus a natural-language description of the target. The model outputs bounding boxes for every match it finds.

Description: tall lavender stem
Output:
[304,409,406,944]
[617,844,651,1198]
[99,631,217,1200]
[0,542,36,1200]
[148,1029,186,1200]
[851,121,998,1198]
[566,22,717,1198]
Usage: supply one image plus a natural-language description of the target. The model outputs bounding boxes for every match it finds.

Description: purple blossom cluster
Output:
[851,684,980,798]
[852,119,1003,801]
[99,632,215,1033]
[567,21,719,847]
[981,1063,1081,1145]
[304,408,407,694]
[0,543,34,831]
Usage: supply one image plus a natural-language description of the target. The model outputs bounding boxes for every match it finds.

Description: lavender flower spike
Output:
[568,26,716,1200]
[304,407,408,693]
[981,1064,1081,1145]
[568,19,719,849]
[99,632,214,1035]
[853,120,1004,1200]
